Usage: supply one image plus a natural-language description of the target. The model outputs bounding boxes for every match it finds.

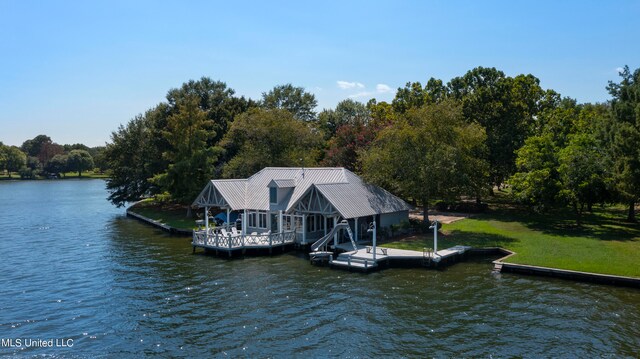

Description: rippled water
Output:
[0,180,639,357]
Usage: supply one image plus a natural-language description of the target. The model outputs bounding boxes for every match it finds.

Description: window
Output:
[258,213,267,228]
[248,212,256,227]
[270,187,278,204]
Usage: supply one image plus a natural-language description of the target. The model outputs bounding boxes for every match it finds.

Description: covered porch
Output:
[191,181,298,253]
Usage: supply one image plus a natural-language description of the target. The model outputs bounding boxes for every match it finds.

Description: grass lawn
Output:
[60,171,109,179]
[384,206,640,278]
[0,171,109,180]
[129,199,198,231]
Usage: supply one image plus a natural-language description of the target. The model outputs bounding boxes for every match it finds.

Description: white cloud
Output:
[376,83,392,93]
[615,67,624,74]
[348,91,374,99]
[337,81,365,89]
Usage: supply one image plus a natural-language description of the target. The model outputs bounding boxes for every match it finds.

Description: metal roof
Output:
[270,179,296,188]
[192,167,411,218]
[314,171,412,218]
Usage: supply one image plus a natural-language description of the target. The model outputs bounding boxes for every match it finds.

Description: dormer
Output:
[268,179,296,209]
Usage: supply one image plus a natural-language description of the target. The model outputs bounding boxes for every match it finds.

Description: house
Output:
[191,167,411,252]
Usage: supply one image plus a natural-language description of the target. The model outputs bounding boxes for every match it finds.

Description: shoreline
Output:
[126,205,640,288]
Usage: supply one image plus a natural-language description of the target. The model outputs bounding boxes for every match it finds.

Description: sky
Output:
[1,0,639,147]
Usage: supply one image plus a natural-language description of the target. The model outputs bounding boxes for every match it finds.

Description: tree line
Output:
[104,67,640,223]
[0,135,105,179]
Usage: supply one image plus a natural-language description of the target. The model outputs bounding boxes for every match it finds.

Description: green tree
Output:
[46,154,69,177]
[67,150,94,177]
[361,100,488,222]
[449,67,547,188]
[151,95,219,203]
[317,99,371,139]
[166,77,256,145]
[221,108,321,178]
[0,142,7,174]
[21,135,52,157]
[510,100,614,223]
[557,132,612,224]
[392,81,431,113]
[5,146,27,178]
[261,84,317,121]
[607,65,640,222]
[105,110,165,207]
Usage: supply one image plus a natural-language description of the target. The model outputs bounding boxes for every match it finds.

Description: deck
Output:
[325,245,472,272]
[192,229,296,254]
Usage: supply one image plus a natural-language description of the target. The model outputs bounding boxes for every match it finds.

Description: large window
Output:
[270,187,277,204]
[247,212,268,229]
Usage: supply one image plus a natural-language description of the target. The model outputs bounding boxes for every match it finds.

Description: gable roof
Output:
[192,167,411,218]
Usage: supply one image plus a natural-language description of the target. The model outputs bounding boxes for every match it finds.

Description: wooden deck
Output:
[192,229,296,254]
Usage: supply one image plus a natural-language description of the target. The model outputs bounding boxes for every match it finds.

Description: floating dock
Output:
[316,245,472,272]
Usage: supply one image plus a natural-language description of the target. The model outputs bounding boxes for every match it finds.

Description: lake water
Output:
[0,179,638,357]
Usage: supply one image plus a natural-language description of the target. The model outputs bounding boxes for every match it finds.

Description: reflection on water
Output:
[0,180,638,357]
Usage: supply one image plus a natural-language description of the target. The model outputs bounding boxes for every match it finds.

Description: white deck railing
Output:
[192,229,296,250]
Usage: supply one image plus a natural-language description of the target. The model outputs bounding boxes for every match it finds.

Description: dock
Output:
[321,245,472,272]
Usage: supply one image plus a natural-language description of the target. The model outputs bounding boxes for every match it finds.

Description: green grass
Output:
[60,171,109,179]
[129,199,198,230]
[384,206,640,278]
[0,170,109,180]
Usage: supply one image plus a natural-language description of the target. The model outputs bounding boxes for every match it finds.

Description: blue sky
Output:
[1,0,638,147]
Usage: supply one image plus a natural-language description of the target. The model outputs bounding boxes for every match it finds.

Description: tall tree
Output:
[67,150,94,177]
[166,77,256,145]
[361,100,488,222]
[392,81,431,113]
[510,100,614,222]
[21,135,52,157]
[322,122,377,172]
[607,65,640,222]
[151,95,219,203]
[38,142,65,165]
[261,84,317,122]
[317,99,371,139]
[4,146,27,178]
[0,142,7,174]
[449,67,547,188]
[220,108,320,178]
[104,110,165,207]
[46,154,69,177]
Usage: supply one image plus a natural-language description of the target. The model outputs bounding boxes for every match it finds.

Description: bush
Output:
[19,166,35,179]
[153,192,173,204]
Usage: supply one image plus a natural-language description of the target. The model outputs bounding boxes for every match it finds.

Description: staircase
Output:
[330,253,378,270]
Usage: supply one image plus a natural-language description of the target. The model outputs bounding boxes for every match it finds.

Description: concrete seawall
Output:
[125,208,192,236]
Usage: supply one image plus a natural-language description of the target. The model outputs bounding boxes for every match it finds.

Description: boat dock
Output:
[313,245,472,272]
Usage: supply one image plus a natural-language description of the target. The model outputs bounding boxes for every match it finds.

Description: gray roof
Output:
[270,179,296,188]
[193,167,411,218]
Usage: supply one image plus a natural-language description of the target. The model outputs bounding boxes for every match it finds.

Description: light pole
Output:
[368,220,377,260]
[429,219,438,254]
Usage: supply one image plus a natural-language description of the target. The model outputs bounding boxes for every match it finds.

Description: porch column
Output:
[302,214,307,244]
[278,210,283,233]
[333,216,338,247]
[204,206,209,234]
[226,208,230,226]
[355,217,358,242]
[243,209,247,234]
[324,216,327,236]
